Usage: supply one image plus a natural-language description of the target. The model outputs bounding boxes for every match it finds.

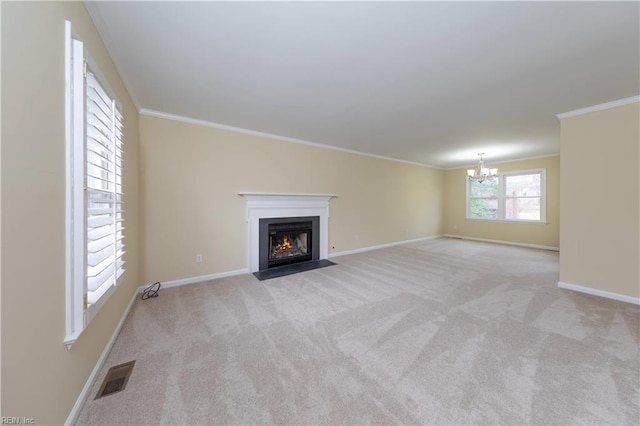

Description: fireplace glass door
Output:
[268,221,313,267]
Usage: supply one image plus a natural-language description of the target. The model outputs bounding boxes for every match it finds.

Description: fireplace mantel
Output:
[239,192,337,203]
[239,192,337,272]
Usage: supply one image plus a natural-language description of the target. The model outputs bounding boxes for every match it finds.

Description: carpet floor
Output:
[77,238,639,425]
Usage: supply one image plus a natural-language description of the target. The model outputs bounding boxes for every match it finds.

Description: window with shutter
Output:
[85,71,125,306]
[65,21,125,347]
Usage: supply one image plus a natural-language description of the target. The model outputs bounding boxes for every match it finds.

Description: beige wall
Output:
[1,2,140,423]
[559,102,639,299]
[443,156,560,248]
[139,114,444,283]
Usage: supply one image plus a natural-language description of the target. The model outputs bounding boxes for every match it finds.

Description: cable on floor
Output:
[141,281,161,300]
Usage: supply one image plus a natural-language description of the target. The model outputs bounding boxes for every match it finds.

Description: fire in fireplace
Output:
[271,234,307,258]
[268,220,312,267]
[259,216,320,270]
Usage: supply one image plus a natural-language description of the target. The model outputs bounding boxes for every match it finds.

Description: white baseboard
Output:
[159,268,249,289]
[329,235,444,258]
[65,285,139,425]
[443,234,559,251]
[558,281,640,305]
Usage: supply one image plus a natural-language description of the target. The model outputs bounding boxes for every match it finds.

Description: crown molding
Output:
[556,95,640,120]
[445,153,560,170]
[139,109,440,169]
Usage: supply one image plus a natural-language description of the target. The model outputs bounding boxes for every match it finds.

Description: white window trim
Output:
[65,21,124,348]
[466,168,547,223]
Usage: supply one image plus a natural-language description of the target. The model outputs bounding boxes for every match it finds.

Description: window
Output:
[468,176,499,220]
[65,22,125,347]
[467,169,546,222]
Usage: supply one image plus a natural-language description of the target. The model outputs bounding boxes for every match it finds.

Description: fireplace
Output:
[259,216,320,270]
[239,192,336,272]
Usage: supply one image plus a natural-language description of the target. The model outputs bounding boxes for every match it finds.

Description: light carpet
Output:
[77,238,639,425]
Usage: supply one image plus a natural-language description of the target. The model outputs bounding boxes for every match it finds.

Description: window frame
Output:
[466,168,547,224]
[65,21,125,348]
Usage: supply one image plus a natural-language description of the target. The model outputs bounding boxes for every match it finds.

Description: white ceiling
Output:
[85,1,639,168]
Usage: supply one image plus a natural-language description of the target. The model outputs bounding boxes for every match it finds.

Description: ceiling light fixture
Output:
[467,153,498,183]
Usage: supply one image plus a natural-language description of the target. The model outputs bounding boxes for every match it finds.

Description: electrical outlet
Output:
[355,234,359,241]
[196,254,203,263]
[453,225,457,230]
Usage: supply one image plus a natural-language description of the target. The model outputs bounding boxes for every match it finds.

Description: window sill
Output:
[63,282,118,350]
[63,331,81,350]
[465,217,548,224]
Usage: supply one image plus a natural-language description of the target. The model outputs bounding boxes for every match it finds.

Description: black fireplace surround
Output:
[258,216,320,271]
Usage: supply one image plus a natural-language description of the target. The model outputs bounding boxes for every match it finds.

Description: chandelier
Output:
[467,153,498,183]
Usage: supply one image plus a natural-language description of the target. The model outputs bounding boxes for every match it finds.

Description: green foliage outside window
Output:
[469,177,498,219]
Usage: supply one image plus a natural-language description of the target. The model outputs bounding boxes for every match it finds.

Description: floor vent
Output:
[95,360,135,399]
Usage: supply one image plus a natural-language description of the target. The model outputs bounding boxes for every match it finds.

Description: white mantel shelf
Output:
[239,192,338,201]
[239,192,337,272]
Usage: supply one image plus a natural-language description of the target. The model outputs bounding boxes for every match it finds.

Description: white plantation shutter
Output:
[84,69,125,306]
[66,22,127,347]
